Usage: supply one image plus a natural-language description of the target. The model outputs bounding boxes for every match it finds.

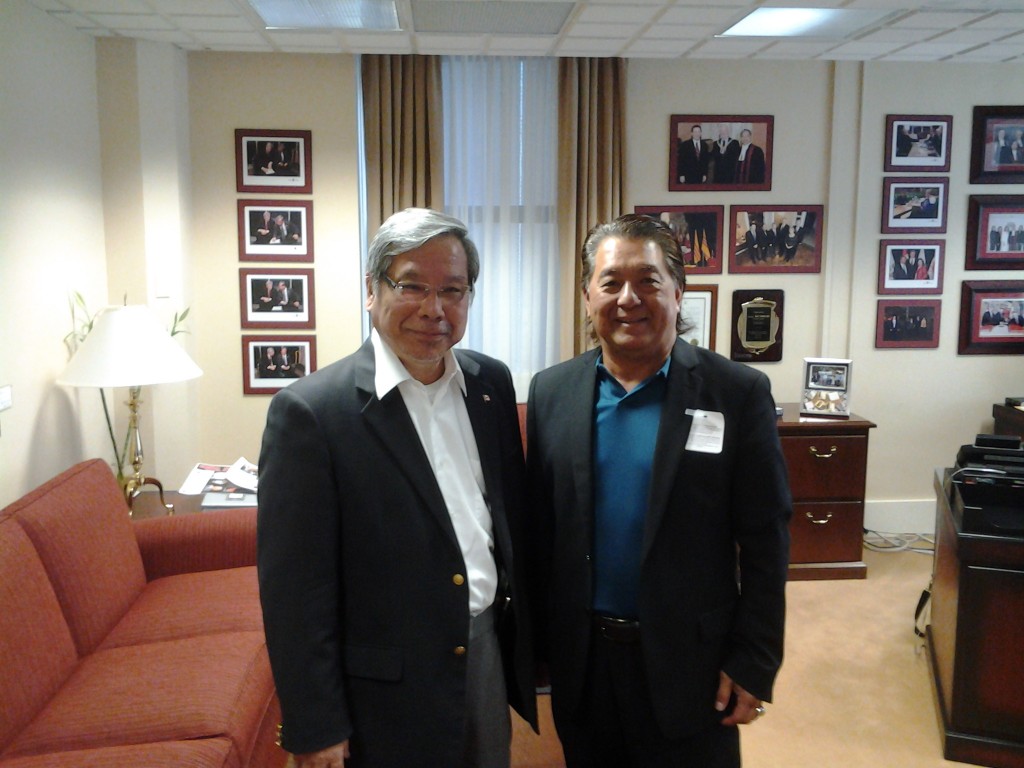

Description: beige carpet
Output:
[513,544,966,767]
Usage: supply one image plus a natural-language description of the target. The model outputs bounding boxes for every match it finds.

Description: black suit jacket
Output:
[258,339,537,764]
[678,138,710,184]
[526,340,791,740]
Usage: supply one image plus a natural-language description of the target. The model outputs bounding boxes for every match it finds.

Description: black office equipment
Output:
[950,433,1024,536]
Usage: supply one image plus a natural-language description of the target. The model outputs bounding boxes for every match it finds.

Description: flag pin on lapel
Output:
[483,395,491,403]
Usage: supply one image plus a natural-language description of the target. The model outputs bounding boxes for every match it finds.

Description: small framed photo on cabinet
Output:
[801,358,851,418]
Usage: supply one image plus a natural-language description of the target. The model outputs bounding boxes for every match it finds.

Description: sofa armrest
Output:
[132,506,257,581]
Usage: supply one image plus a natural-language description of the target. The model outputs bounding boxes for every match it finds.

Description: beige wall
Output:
[5,0,1024,533]
[187,53,363,466]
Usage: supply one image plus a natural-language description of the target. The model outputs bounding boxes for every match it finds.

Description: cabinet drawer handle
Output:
[809,445,838,459]
[805,510,833,525]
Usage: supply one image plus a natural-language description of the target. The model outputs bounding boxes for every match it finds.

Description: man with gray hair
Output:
[258,208,537,767]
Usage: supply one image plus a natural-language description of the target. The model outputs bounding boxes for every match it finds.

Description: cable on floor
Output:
[862,529,935,554]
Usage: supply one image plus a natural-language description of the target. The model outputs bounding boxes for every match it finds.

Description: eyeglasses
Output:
[381,275,473,306]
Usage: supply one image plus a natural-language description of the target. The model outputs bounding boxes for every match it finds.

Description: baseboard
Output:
[864,498,936,535]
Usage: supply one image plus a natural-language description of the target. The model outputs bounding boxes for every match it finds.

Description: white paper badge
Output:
[684,408,725,454]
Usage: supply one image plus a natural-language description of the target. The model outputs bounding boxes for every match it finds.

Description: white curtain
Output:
[441,56,560,400]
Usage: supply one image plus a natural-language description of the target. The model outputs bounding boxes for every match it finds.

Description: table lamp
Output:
[58,305,203,512]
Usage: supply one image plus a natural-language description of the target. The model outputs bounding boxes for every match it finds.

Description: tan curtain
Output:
[361,55,445,237]
[557,57,626,355]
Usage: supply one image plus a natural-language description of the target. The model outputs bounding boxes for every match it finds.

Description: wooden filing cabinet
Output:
[776,403,876,580]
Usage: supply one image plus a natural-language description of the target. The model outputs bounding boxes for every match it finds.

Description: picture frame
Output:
[730,289,783,363]
[875,299,941,349]
[668,114,773,192]
[801,358,851,418]
[635,205,724,275]
[728,205,823,274]
[877,239,944,295]
[240,268,315,329]
[680,283,718,350]
[880,177,948,234]
[969,106,1024,184]
[965,195,1024,270]
[242,335,316,395]
[884,114,952,173]
[958,280,1024,355]
[235,129,312,194]
[237,200,313,262]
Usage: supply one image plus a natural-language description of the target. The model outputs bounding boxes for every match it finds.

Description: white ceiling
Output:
[24,0,1024,62]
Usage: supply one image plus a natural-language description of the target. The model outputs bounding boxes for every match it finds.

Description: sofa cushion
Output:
[0,520,78,753]
[6,632,273,765]
[99,566,263,649]
[3,460,146,656]
[0,738,236,768]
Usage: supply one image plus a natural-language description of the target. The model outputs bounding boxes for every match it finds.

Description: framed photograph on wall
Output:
[242,335,316,394]
[668,114,773,192]
[635,205,724,274]
[969,106,1024,184]
[876,299,941,349]
[881,177,948,234]
[958,280,1024,355]
[884,114,952,172]
[965,195,1024,270]
[730,289,783,363]
[680,284,718,350]
[728,205,823,274]
[240,268,315,329]
[237,200,313,262]
[235,129,312,194]
[877,239,944,295]
[801,358,851,418]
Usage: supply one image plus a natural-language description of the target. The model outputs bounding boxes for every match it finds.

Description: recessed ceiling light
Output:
[248,0,399,31]
[719,8,891,39]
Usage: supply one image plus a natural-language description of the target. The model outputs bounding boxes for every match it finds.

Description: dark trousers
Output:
[462,603,511,768]
[554,618,740,768]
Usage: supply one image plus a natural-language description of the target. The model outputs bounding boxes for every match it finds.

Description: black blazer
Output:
[526,340,791,740]
[258,339,537,764]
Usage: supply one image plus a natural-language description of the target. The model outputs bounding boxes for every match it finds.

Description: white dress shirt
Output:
[371,329,498,616]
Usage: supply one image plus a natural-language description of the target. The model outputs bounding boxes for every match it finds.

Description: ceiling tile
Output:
[576,4,659,24]
[174,15,254,31]
[148,0,240,14]
[889,11,986,30]
[827,40,904,56]
[689,37,771,56]
[556,37,624,55]
[190,30,268,45]
[639,23,723,41]
[897,41,978,56]
[855,27,935,44]
[486,35,555,53]
[343,31,413,51]
[568,21,641,38]
[967,12,1024,31]
[88,13,175,30]
[659,5,742,26]
[60,0,150,12]
[415,33,485,53]
[930,28,1008,45]
[266,31,341,46]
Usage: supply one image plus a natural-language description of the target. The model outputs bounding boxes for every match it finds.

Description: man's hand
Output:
[715,671,764,726]
[292,740,350,768]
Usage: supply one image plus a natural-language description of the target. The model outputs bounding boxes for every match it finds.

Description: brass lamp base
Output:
[122,386,174,517]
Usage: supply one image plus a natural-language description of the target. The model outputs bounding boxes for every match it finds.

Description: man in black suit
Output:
[710,125,740,183]
[258,208,537,767]
[527,214,791,767]
[735,129,766,184]
[677,124,710,184]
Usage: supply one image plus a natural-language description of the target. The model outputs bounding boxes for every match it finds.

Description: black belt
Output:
[593,614,640,643]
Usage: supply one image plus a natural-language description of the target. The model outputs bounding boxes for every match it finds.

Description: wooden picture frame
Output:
[730,289,783,363]
[635,205,724,275]
[240,268,315,329]
[965,195,1024,270]
[237,200,313,262]
[668,114,773,192]
[728,205,823,274]
[242,334,316,394]
[881,177,948,234]
[958,280,1024,355]
[969,106,1024,184]
[801,358,851,417]
[681,283,718,350]
[884,114,952,173]
[876,299,941,349]
[235,129,312,194]
[877,239,944,295]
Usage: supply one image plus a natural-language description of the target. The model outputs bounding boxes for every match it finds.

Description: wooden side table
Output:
[776,402,876,580]
[130,491,207,519]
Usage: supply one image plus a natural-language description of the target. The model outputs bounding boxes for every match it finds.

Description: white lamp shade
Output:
[58,305,203,388]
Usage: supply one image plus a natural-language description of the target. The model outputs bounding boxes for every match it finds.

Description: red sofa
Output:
[0,459,285,768]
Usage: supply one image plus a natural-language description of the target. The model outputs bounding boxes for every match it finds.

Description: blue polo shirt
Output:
[592,356,670,619]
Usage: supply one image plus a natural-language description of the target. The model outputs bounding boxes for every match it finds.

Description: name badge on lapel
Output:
[684,409,725,454]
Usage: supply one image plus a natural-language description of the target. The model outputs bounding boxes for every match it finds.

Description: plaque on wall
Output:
[730,289,784,362]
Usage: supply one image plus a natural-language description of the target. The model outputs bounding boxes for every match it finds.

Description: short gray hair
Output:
[366,208,480,289]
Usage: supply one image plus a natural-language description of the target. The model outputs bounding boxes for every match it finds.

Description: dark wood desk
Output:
[776,403,875,580]
[992,403,1024,439]
[927,469,1024,768]
[130,491,251,519]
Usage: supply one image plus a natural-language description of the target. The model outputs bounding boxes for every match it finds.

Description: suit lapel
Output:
[570,354,599,530]
[642,341,700,561]
[355,341,460,547]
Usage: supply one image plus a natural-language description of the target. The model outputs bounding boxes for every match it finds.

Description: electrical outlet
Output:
[0,385,11,412]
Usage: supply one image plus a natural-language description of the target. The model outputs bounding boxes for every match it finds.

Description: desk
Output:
[927,469,1024,768]
[992,403,1024,439]
[131,491,237,519]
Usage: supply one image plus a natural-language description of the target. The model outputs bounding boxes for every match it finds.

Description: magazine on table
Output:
[179,458,258,508]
